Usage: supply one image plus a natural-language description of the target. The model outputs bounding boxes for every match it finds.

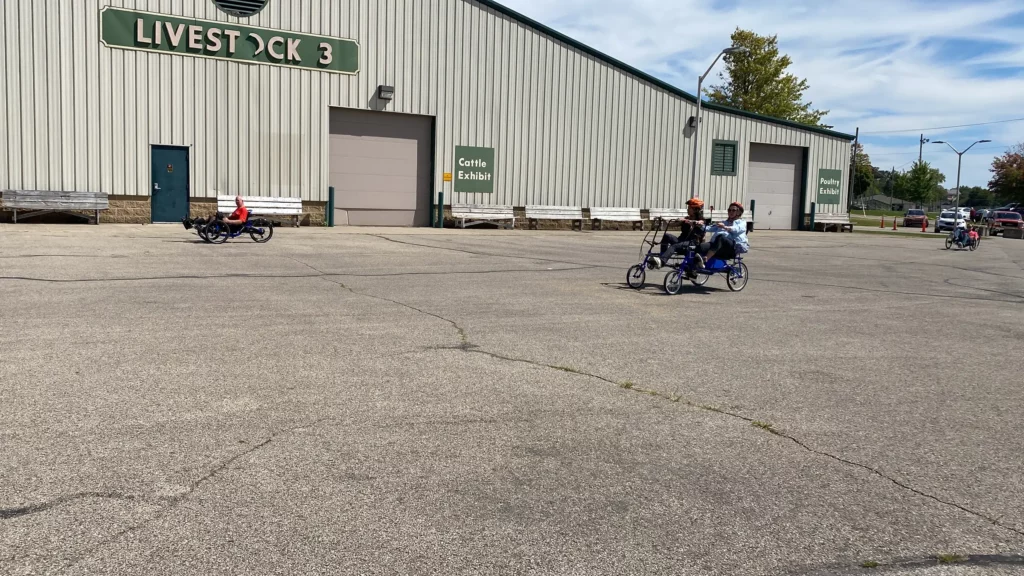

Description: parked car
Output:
[903,209,929,228]
[935,210,962,233]
[975,209,990,222]
[995,203,1021,212]
[989,211,1023,236]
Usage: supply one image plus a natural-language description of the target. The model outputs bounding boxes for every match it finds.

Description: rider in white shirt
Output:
[954,217,968,244]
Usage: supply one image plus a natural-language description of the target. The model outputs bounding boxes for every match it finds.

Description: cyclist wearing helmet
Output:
[648,197,706,269]
[695,201,749,269]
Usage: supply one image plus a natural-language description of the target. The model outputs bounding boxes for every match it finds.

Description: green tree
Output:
[894,161,945,206]
[958,186,994,207]
[989,144,1024,203]
[851,144,874,200]
[705,29,829,126]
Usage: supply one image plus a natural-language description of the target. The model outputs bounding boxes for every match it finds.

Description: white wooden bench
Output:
[1,190,108,224]
[649,208,687,221]
[218,195,303,227]
[589,207,644,230]
[525,205,584,231]
[811,213,853,232]
[451,203,516,229]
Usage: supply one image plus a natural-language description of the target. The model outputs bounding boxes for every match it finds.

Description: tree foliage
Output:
[851,144,874,199]
[894,161,946,205]
[705,29,829,126]
[958,186,995,207]
[989,143,1024,203]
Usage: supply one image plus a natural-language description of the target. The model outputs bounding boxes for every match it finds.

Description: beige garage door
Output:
[746,144,804,230]
[329,109,433,227]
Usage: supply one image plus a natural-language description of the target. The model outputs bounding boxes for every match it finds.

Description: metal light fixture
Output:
[690,46,749,199]
[931,139,992,216]
[377,85,395,101]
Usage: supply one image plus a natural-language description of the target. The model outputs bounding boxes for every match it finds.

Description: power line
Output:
[861,117,1024,135]
[867,144,1010,158]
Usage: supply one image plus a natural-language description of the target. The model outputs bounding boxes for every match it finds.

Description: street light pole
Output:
[931,139,991,221]
[689,46,748,200]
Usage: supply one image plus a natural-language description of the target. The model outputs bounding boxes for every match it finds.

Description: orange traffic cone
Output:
[880,216,885,228]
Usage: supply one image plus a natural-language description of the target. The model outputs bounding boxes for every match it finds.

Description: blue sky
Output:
[501,0,1024,188]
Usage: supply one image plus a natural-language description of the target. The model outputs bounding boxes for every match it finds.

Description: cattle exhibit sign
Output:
[100,8,359,74]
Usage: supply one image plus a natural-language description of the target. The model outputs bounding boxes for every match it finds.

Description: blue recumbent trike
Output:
[626,218,749,293]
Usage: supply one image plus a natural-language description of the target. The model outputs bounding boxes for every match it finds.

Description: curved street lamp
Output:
[930,139,991,213]
[690,46,748,200]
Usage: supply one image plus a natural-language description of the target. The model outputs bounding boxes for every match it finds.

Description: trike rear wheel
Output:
[249,220,274,243]
[726,262,749,292]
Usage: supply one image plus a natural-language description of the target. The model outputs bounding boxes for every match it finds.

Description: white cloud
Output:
[499,0,1024,187]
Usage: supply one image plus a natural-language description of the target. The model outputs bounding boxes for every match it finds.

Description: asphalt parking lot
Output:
[2,225,1024,575]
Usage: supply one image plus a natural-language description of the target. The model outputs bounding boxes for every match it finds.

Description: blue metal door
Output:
[151,146,190,223]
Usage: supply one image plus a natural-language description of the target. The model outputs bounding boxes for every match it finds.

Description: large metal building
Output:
[0,0,854,228]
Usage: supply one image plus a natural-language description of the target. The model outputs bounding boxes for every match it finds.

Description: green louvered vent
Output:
[711,142,737,176]
[213,0,268,17]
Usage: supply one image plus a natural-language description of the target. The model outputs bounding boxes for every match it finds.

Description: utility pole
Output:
[849,128,859,212]
[889,166,895,212]
[919,134,929,163]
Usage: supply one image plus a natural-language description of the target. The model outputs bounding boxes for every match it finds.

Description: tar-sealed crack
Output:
[795,553,1024,575]
[2,417,335,569]
[0,492,167,520]
[316,266,1024,541]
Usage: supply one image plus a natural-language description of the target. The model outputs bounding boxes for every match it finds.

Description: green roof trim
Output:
[472,0,857,142]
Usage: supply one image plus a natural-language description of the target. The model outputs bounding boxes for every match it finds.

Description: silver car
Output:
[935,211,962,233]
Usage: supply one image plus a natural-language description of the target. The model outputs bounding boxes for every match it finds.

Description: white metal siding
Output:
[0,0,852,211]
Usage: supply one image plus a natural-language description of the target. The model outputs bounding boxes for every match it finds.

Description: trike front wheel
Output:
[626,264,646,289]
[663,271,684,295]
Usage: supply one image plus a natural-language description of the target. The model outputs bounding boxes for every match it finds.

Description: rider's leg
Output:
[704,235,728,261]
[651,234,681,268]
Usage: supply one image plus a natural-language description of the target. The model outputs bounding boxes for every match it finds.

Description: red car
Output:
[902,209,929,228]
[990,211,1023,236]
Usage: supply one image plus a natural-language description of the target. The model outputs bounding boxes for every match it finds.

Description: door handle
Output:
[153,183,161,191]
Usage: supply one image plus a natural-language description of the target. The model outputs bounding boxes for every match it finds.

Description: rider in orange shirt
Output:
[222,196,248,227]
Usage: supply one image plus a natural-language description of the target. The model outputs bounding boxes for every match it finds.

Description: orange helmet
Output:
[686,198,705,208]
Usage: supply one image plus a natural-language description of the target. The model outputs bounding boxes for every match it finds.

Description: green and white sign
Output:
[100,8,359,74]
[454,146,495,194]
[817,169,843,205]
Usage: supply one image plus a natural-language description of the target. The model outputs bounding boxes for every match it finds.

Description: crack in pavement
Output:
[0,264,594,285]
[757,275,1023,304]
[316,274,1024,541]
[793,553,1024,575]
[0,492,169,520]
[4,417,336,570]
[370,234,617,270]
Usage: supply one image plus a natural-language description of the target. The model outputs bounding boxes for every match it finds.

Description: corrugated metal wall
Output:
[0,0,851,210]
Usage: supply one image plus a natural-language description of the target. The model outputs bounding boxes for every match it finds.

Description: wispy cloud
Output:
[500,0,1024,187]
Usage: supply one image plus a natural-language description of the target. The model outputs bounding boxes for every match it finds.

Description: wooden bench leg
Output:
[633,221,643,231]
[294,215,300,228]
[94,209,100,225]
[573,219,583,231]
[529,218,538,231]
[593,219,602,231]
[12,209,17,224]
